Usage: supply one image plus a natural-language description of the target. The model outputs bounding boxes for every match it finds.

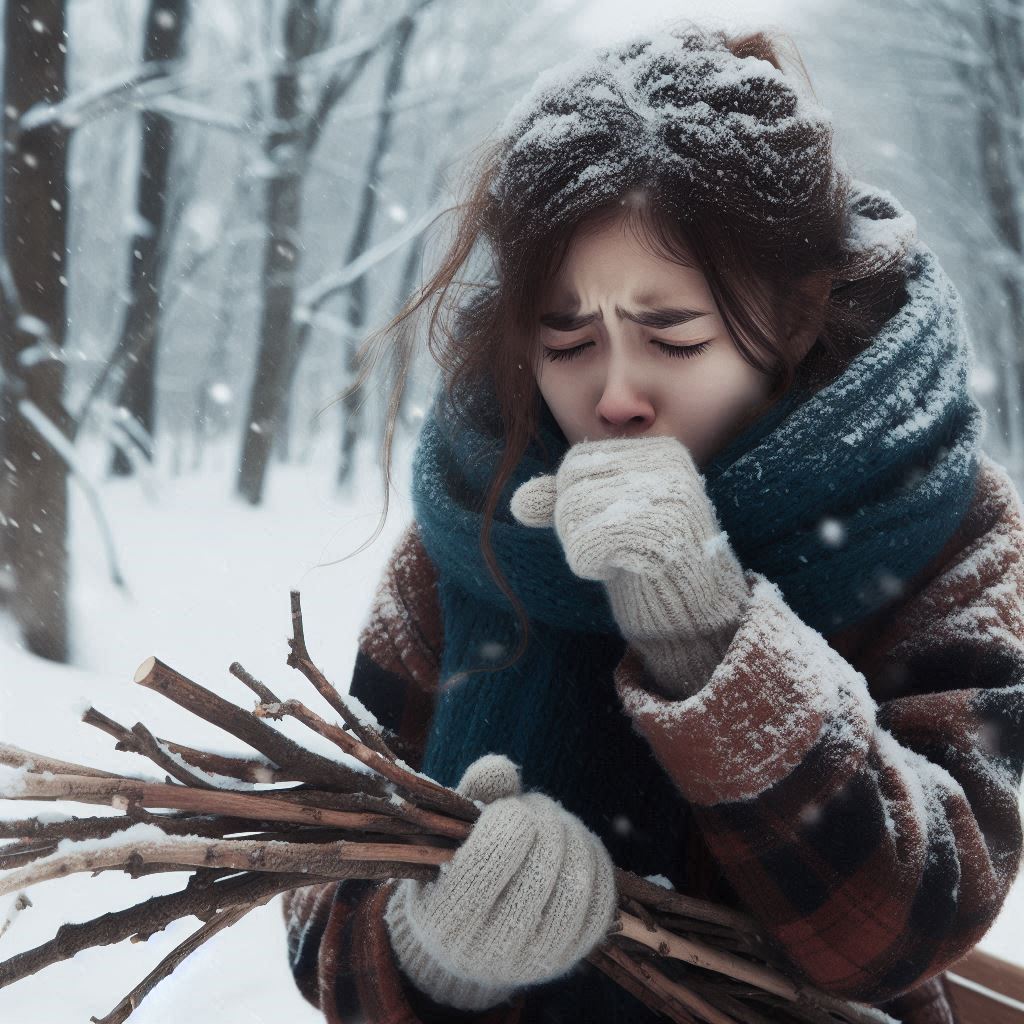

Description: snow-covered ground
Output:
[0,430,1021,1023]
[0,432,415,1023]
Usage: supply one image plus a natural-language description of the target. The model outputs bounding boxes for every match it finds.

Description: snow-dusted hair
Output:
[334,19,910,631]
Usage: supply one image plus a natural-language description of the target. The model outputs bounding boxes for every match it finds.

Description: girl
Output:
[283,20,1024,1024]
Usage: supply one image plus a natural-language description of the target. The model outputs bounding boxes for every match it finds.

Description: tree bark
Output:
[108,0,190,477]
[336,14,417,489]
[0,1,71,661]
[235,0,320,505]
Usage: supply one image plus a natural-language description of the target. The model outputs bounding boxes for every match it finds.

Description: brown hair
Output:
[324,19,909,679]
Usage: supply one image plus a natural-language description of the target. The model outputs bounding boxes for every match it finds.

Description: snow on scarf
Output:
[413,185,984,652]
[405,184,984,1022]
[405,176,983,888]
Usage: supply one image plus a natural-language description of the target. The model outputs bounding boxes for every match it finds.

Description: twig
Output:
[84,706,285,783]
[0,870,337,990]
[1,770,469,842]
[227,661,278,704]
[614,868,759,935]
[286,590,398,760]
[615,911,899,1024]
[230,644,477,824]
[589,944,700,1023]
[132,656,381,795]
[0,742,130,781]
[0,592,903,1024]
[89,901,262,1024]
[160,740,284,783]
[129,722,218,789]
[0,827,452,899]
[616,909,799,1001]
[253,693,479,822]
[675,972,782,1024]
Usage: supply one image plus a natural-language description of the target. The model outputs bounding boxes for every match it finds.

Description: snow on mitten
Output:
[511,435,751,697]
[383,753,618,1011]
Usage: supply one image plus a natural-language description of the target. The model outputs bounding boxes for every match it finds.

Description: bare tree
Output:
[0,1,71,661]
[108,0,192,477]
[333,14,418,489]
[235,0,434,505]
[190,149,261,472]
[235,0,333,505]
[318,0,586,482]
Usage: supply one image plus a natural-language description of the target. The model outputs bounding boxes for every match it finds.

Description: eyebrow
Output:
[538,304,712,332]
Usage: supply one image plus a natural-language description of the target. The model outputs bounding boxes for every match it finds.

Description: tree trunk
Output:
[235,0,320,506]
[0,1,71,661]
[336,15,416,490]
[975,5,1024,473]
[109,0,190,477]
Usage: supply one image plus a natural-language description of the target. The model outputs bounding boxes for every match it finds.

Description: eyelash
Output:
[542,339,712,363]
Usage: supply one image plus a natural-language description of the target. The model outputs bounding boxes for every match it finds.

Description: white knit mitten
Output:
[383,753,618,1012]
[510,435,750,698]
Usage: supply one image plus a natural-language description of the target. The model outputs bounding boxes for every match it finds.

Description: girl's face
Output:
[532,210,783,470]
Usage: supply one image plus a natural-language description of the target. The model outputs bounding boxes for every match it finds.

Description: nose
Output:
[595,363,655,433]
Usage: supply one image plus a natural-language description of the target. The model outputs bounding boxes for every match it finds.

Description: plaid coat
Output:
[282,449,1024,1024]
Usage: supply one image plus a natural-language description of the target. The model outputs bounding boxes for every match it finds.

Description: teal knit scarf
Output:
[411,233,984,795]
[405,217,984,1022]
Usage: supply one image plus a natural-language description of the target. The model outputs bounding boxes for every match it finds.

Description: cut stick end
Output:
[133,657,157,684]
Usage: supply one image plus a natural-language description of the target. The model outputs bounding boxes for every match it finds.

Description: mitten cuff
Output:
[383,880,521,1012]
[605,532,751,698]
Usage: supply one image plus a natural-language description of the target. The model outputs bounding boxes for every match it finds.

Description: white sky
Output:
[572,0,813,48]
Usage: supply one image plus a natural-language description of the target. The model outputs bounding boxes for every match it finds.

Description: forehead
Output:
[549,211,704,295]
[548,246,711,311]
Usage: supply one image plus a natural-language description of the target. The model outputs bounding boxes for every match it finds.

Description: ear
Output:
[785,271,833,361]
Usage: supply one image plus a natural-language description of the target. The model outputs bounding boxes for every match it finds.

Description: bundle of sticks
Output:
[0,592,899,1024]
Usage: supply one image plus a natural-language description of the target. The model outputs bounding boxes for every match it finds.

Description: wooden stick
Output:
[598,942,708,1024]
[0,806,337,842]
[1,770,472,843]
[253,694,479,822]
[233,648,478,825]
[615,911,899,1024]
[132,656,383,795]
[0,829,454,898]
[89,901,263,1024]
[630,958,740,1024]
[227,661,278,704]
[0,591,900,1024]
[677,974,782,1024]
[0,869,347,990]
[157,739,285,783]
[0,742,134,782]
[83,706,286,784]
[616,909,799,1000]
[285,591,398,760]
[588,944,698,1023]
[0,784,457,844]
[613,868,759,935]
[129,722,218,789]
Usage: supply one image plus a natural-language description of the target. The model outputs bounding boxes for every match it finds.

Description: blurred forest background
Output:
[1,0,1022,664]
[0,1,1022,1021]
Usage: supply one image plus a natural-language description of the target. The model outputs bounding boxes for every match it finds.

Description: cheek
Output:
[656,352,767,427]
[691,347,768,402]
[535,369,590,440]
[536,370,573,417]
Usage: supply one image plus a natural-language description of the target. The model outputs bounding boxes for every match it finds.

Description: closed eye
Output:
[542,340,712,363]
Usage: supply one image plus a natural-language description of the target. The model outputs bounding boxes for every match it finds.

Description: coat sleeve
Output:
[612,455,1024,1005]
[280,522,524,1024]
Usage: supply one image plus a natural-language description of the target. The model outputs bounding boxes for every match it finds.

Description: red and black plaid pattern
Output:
[282,451,1024,1022]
